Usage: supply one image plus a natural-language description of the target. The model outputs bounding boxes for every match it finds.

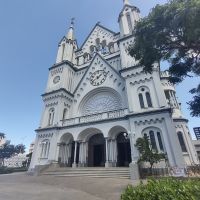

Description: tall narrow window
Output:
[48,108,55,126]
[146,92,152,107]
[61,43,65,61]
[62,108,67,120]
[149,131,157,151]
[139,93,145,108]
[177,132,187,152]
[157,132,164,151]
[126,13,132,33]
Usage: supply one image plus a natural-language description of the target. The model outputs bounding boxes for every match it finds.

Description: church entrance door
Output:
[117,133,131,167]
[88,134,105,167]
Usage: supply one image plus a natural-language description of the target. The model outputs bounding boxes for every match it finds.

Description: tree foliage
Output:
[14,144,26,154]
[135,135,165,171]
[121,178,200,200]
[0,137,26,166]
[0,143,15,165]
[0,132,5,138]
[129,0,200,116]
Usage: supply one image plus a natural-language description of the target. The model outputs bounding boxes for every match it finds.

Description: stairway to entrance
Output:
[42,167,130,179]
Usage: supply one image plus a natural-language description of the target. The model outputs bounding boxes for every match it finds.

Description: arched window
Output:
[137,87,153,108]
[139,93,145,108]
[142,128,164,152]
[48,108,55,126]
[157,132,164,151]
[40,140,50,159]
[62,108,67,120]
[177,132,187,152]
[149,130,157,151]
[61,43,65,61]
[146,92,152,107]
[126,13,132,33]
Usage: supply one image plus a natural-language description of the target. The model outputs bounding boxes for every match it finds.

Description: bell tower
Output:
[118,0,140,69]
[118,0,140,37]
[56,18,78,64]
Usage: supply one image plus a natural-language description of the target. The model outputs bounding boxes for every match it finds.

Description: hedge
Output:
[0,167,27,174]
[121,178,200,200]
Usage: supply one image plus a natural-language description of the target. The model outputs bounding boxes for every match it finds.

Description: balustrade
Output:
[62,108,128,127]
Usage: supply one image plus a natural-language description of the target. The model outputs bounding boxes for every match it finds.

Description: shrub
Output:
[0,166,27,174]
[121,178,200,200]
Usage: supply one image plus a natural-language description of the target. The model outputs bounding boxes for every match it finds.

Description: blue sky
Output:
[0,0,199,151]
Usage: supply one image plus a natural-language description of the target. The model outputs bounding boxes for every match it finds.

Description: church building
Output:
[29,0,199,178]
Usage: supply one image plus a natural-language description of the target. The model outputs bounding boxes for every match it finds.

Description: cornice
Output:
[173,118,189,123]
[41,88,74,98]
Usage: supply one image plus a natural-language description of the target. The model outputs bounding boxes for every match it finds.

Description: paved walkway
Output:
[0,173,139,200]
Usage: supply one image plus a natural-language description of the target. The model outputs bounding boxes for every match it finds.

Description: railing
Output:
[62,108,128,127]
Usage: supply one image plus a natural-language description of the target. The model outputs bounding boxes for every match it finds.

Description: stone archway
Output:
[77,128,105,167]
[58,133,74,167]
[88,133,105,167]
[116,133,131,167]
[108,126,131,167]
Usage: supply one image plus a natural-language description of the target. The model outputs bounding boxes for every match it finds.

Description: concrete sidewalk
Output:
[0,173,138,200]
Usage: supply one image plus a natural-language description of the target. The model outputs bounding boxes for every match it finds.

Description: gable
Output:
[79,24,117,55]
[72,54,127,114]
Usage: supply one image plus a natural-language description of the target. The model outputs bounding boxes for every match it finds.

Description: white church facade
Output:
[29,0,199,178]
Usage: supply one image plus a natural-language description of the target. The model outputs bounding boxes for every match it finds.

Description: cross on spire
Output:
[70,17,75,28]
[123,0,130,5]
[67,18,75,40]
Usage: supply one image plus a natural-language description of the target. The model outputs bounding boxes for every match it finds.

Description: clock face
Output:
[90,70,107,86]
[53,76,60,84]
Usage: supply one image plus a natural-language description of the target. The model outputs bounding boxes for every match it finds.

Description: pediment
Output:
[80,23,117,53]
[73,53,125,104]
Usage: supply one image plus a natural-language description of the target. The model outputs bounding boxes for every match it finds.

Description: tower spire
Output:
[123,0,130,5]
[66,18,75,40]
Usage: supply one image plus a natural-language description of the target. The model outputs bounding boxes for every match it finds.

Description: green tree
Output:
[129,0,200,116]
[0,143,15,166]
[135,135,165,173]
[0,132,5,138]
[15,144,26,154]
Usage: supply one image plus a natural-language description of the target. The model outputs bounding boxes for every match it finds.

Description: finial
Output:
[123,0,130,5]
[67,18,75,40]
[70,17,75,28]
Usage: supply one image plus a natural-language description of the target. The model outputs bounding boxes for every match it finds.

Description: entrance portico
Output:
[58,125,132,168]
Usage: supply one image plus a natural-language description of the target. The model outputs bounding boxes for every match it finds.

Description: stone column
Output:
[66,144,69,165]
[105,138,109,168]
[109,139,114,167]
[72,141,77,168]
[113,139,117,166]
[79,142,83,167]
[128,131,140,180]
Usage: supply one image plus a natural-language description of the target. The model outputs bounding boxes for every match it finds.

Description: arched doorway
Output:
[88,133,105,167]
[58,133,76,167]
[116,133,131,167]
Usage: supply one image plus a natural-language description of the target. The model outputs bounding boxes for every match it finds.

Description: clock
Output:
[90,70,107,86]
[53,76,60,84]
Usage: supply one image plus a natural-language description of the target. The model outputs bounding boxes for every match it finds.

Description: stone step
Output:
[42,167,130,179]
[55,174,130,179]
[46,167,129,172]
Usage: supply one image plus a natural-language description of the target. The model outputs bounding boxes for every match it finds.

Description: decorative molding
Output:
[51,67,63,76]
[135,118,164,126]
[45,102,58,108]
[81,92,122,115]
[38,133,54,139]
[130,77,153,85]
